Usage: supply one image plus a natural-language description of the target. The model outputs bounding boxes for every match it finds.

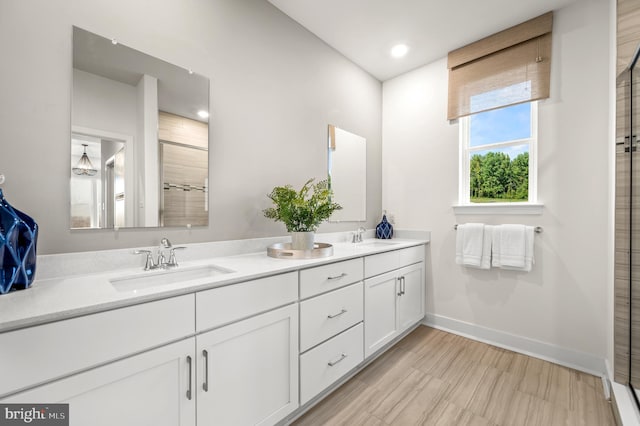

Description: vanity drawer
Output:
[0,294,194,398]
[364,245,424,278]
[300,258,363,299]
[300,323,364,405]
[300,282,363,352]
[398,245,425,268]
[196,272,297,332]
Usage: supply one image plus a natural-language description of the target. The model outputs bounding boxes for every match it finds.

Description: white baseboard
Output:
[422,313,606,377]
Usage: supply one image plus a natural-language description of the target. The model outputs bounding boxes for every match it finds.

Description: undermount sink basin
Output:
[110,264,234,292]
[355,240,399,248]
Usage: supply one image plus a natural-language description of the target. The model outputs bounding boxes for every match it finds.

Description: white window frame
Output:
[455,101,542,215]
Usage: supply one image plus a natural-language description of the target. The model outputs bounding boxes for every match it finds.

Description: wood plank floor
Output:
[293,326,616,426]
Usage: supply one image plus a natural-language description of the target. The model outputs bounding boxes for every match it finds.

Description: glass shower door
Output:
[629,51,640,404]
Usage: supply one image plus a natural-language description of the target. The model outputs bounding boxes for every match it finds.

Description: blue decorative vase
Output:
[375,214,393,239]
[0,189,38,294]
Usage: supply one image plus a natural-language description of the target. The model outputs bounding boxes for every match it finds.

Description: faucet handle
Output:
[157,250,167,267]
[134,250,156,271]
[168,246,186,267]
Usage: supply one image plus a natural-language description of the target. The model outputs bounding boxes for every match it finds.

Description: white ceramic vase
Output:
[291,231,315,250]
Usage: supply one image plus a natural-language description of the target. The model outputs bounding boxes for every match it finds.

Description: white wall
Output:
[72,69,138,137]
[382,0,611,367]
[0,0,382,254]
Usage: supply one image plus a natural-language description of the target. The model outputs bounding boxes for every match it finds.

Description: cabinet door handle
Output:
[401,276,406,295]
[328,353,348,367]
[327,309,347,319]
[397,277,402,296]
[202,349,209,392]
[327,272,347,280]
[186,355,193,400]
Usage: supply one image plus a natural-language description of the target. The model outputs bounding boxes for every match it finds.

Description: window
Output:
[459,101,537,205]
[448,13,549,214]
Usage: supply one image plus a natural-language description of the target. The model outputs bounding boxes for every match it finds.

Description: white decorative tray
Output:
[267,242,333,259]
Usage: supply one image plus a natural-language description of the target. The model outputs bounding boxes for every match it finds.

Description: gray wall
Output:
[0,0,382,254]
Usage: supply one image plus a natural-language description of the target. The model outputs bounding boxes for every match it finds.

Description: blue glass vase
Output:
[375,214,393,239]
[0,189,38,294]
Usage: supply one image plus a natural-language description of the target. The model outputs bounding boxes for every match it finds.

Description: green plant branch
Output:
[263,178,342,232]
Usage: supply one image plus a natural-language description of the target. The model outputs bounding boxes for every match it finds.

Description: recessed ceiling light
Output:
[197,110,209,119]
[391,44,409,58]
[111,39,118,45]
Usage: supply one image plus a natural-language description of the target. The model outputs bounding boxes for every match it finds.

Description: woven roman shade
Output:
[447,12,553,120]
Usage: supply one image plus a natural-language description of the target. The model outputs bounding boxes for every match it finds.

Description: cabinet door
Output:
[364,271,399,357]
[397,263,425,332]
[197,304,298,426]
[2,338,196,426]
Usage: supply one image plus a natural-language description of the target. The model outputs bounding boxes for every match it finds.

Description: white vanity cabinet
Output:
[397,264,425,330]
[298,259,365,405]
[0,240,428,426]
[0,272,300,426]
[0,294,197,426]
[3,338,196,426]
[196,304,298,426]
[195,272,299,426]
[364,246,425,357]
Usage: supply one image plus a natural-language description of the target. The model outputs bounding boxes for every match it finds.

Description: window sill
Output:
[452,203,544,215]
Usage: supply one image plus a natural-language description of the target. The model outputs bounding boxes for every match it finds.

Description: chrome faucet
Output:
[352,227,366,243]
[134,238,187,270]
[133,249,156,271]
[167,246,186,268]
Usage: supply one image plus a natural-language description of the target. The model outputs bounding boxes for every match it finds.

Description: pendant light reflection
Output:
[72,144,98,176]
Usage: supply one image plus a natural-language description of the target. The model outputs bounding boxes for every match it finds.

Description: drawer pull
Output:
[328,353,348,367]
[397,276,406,296]
[186,355,193,400]
[203,349,209,392]
[327,309,347,319]
[327,273,347,280]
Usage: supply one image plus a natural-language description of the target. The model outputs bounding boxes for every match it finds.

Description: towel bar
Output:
[454,224,543,233]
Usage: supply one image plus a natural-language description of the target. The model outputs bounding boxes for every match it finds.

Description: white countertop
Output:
[0,237,428,333]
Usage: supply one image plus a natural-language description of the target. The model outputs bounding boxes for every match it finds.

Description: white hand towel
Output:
[492,225,535,272]
[514,226,535,272]
[498,224,526,268]
[455,223,485,267]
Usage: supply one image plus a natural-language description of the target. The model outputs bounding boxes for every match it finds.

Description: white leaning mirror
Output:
[327,125,366,222]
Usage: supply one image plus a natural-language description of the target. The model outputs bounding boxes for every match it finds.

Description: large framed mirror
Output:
[327,125,366,222]
[71,27,210,229]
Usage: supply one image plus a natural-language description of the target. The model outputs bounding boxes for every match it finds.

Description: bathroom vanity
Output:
[0,234,428,426]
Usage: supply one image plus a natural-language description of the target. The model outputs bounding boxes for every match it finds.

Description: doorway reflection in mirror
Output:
[71,133,127,229]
